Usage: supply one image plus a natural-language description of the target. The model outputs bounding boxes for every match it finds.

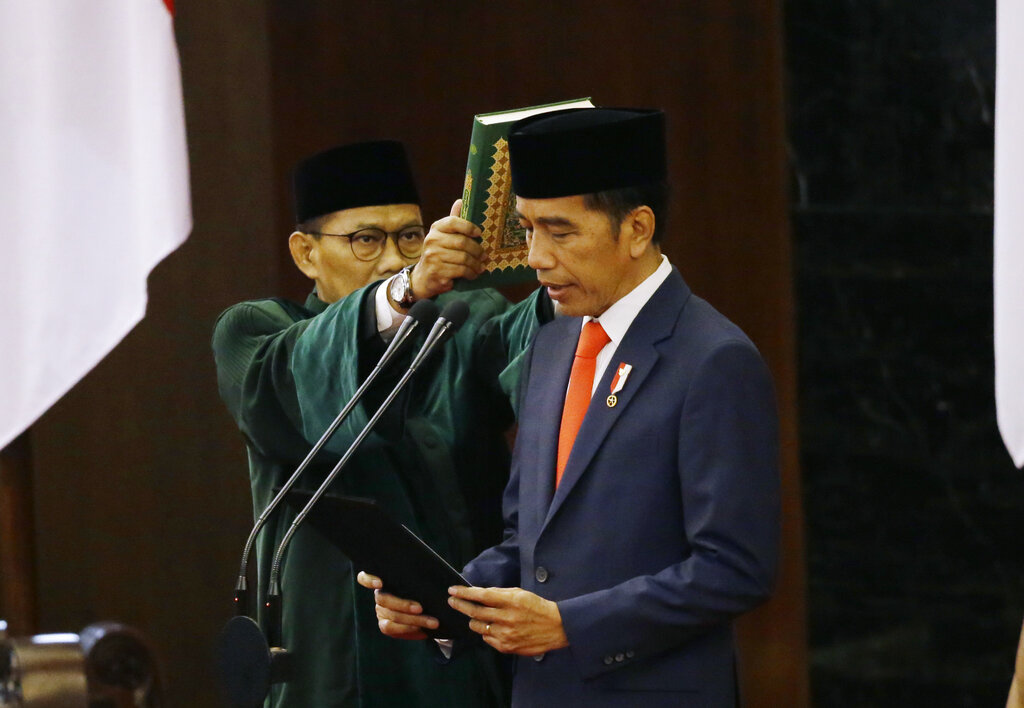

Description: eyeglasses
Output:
[306,226,427,261]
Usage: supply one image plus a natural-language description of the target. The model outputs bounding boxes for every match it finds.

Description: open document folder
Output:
[284,491,477,641]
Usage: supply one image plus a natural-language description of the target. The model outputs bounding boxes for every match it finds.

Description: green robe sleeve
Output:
[471,287,552,417]
[212,298,315,462]
[291,285,552,456]
[212,285,379,465]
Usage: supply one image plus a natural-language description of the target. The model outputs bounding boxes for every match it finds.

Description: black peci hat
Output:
[292,140,419,223]
[508,108,666,199]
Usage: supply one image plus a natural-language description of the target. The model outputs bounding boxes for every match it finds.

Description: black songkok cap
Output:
[508,108,666,199]
[292,140,419,223]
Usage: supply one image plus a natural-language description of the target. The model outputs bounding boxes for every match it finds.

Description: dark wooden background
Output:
[0,1,807,705]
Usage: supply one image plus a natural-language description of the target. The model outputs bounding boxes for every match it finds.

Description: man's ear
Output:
[289,231,318,279]
[623,206,656,259]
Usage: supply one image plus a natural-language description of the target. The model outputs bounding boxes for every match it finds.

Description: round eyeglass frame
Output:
[305,226,426,261]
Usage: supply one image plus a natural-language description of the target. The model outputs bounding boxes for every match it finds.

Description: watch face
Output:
[389,273,404,302]
[390,269,410,304]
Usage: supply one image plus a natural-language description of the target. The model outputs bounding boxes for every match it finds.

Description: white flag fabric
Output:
[996,0,1024,468]
[0,1,191,451]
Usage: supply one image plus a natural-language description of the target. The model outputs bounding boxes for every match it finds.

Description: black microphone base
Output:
[217,615,293,707]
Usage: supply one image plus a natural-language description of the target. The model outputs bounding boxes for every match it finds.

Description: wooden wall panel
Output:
[0,434,37,636]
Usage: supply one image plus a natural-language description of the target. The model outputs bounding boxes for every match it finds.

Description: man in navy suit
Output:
[360,107,781,706]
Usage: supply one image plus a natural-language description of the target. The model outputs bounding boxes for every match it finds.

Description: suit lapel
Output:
[542,269,691,530]
[520,316,579,531]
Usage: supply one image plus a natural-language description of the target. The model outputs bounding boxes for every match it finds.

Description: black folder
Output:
[284,491,476,641]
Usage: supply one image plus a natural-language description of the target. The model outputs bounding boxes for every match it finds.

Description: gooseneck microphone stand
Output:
[264,299,470,646]
[232,298,439,617]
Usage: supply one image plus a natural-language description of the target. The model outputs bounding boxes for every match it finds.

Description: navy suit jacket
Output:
[464,268,780,707]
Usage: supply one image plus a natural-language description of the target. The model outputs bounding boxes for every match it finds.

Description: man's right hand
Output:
[356,571,439,640]
[408,199,486,302]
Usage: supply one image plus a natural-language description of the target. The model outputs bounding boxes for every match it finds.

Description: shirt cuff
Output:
[374,278,407,342]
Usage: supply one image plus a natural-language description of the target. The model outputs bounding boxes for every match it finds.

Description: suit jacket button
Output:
[625,650,635,659]
[615,653,625,662]
[603,655,614,665]
[535,566,549,583]
[533,653,545,662]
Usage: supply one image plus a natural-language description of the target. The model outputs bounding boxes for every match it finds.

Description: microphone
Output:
[264,298,470,646]
[217,299,467,707]
[409,299,470,370]
[231,297,439,618]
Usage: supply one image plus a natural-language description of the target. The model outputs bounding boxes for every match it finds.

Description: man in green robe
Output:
[213,141,545,707]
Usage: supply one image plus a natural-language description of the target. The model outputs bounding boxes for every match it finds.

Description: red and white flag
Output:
[996,0,1024,468]
[0,1,191,451]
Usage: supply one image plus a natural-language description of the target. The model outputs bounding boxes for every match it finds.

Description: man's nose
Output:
[377,237,407,273]
[527,235,554,271]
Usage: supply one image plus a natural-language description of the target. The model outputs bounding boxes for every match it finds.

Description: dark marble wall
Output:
[785,1,1023,705]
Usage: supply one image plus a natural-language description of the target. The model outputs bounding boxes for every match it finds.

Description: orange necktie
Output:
[556,321,610,487]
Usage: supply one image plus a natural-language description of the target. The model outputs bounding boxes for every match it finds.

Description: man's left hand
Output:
[447,585,568,656]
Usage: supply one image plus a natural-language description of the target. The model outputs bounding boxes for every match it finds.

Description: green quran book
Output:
[456,98,594,290]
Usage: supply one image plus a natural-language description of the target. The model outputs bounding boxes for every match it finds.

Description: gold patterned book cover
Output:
[456,98,594,290]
